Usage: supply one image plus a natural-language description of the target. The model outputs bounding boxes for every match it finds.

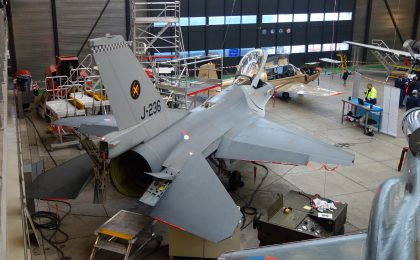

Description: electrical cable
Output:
[220,0,237,50]
[24,115,58,166]
[32,199,71,260]
[77,0,111,57]
[240,162,269,230]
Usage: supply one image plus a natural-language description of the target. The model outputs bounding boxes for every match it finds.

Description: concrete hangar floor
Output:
[21,72,405,259]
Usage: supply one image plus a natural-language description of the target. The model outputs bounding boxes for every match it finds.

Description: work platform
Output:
[90,210,159,260]
[158,78,222,96]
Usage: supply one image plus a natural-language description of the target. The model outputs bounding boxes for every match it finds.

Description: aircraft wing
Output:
[345,41,420,59]
[278,82,342,97]
[54,115,118,136]
[150,154,242,243]
[27,153,94,199]
[215,118,354,166]
[320,58,342,64]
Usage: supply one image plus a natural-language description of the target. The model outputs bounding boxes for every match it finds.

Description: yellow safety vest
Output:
[365,87,377,100]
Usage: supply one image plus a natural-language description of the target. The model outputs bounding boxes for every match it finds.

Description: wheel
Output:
[228,171,242,191]
[282,92,290,99]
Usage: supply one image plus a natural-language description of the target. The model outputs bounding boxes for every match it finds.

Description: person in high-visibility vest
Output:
[365,83,377,105]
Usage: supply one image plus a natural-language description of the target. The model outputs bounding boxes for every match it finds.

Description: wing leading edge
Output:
[216,118,354,166]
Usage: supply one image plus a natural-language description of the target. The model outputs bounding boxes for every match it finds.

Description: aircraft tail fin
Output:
[89,35,166,130]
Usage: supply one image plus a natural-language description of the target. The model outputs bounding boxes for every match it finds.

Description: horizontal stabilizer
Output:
[54,115,118,136]
[216,118,354,166]
[150,154,242,243]
[27,154,94,199]
[78,124,118,136]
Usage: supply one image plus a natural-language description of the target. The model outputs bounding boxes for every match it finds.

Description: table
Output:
[341,98,383,132]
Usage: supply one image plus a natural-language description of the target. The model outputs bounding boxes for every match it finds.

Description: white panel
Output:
[380,85,399,137]
[352,72,361,99]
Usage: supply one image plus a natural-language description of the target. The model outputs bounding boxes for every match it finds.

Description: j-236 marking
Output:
[141,100,161,119]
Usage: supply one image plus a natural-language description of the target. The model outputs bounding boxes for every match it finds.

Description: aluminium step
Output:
[94,240,128,255]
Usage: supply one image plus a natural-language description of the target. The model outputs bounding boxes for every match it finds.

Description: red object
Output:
[45,56,87,97]
[144,68,153,78]
[15,69,31,77]
[405,57,410,66]
[138,55,177,61]
[187,83,222,97]
[153,216,186,231]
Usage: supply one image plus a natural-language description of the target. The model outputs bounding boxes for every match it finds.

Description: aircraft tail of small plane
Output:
[89,35,168,130]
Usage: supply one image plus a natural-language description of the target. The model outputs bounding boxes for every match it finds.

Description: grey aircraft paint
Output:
[28,35,355,243]
[220,108,420,260]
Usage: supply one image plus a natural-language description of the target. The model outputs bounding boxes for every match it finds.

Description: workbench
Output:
[341,98,383,132]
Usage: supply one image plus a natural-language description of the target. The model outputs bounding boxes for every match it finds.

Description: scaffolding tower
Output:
[131,0,223,109]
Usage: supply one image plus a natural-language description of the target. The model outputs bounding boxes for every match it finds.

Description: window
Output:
[154,52,172,56]
[336,43,349,51]
[310,13,324,22]
[293,13,308,22]
[154,52,173,61]
[242,15,257,24]
[339,12,352,21]
[322,43,336,51]
[291,45,306,53]
[153,22,166,27]
[189,17,206,26]
[241,48,255,56]
[277,46,291,54]
[189,50,205,57]
[179,51,188,58]
[208,49,224,56]
[324,13,339,21]
[262,15,278,23]
[226,16,241,25]
[278,14,293,23]
[224,48,240,57]
[308,44,322,52]
[180,17,189,26]
[209,16,224,25]
[262,46,276,55]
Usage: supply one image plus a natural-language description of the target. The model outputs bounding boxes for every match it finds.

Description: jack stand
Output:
[93,167,107,204]
[93,150,108,204]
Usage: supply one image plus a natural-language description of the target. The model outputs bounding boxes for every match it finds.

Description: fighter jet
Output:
[223,55,342,99]
[28,35,354,243]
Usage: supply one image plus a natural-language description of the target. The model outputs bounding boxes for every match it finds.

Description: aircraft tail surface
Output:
[89,35,167,130]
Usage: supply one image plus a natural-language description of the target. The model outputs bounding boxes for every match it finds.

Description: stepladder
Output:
[90,210,161,260]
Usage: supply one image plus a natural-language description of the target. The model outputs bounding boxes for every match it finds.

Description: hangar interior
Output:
[0,0,419,259]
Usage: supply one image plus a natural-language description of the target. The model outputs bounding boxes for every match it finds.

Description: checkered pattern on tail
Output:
[91,41,133,53]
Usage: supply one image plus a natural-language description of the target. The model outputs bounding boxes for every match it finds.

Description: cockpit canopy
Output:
[234,49,266,86]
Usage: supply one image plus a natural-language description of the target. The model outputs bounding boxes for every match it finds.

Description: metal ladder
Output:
[370,39,399,74]
[90,210,160,260]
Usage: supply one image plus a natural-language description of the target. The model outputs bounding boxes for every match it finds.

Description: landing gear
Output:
[281,92,290,100]
[228,171,244,191]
